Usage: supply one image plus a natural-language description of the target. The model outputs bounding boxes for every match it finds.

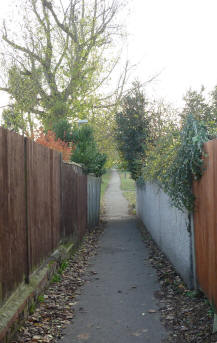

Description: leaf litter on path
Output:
[13,218,217,343]
[13,225,104,343]
[138,221,217,343]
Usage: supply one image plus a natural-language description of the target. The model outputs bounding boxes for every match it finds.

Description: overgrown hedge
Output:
[142,114,209,212]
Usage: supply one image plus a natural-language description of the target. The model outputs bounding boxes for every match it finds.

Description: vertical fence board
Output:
[61,163,74,239]
[194,139,217,307]
[81,174,87,238]
[51,151,61,250]
[0,128,27,303]
[87,175,101,230]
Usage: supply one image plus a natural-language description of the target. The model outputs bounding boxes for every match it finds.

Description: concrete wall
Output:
[136,182,196,289]
[87,175,101,231]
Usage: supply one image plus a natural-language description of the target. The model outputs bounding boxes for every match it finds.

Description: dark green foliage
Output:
[71,125,107,177]
[52,120,107,176]
[182,87,210,122]
[115,83,150,180]
[163,114,208,212]
[52,119,73,142]
[182,87,217,139]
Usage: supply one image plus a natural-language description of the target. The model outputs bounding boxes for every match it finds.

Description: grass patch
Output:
[51,273,61,283]
[100,170,112,203]
[37,295,45,303]
[119,171,136,213]
[58,260,68,274]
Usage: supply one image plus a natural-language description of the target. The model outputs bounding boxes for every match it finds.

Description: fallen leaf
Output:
[77,333,90,340]
[32,335,42,341]
[132,329,148,336]
[148,309,157,313]
[132,331,142,337]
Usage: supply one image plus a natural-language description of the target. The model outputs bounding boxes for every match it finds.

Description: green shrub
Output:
[71,125,107,177]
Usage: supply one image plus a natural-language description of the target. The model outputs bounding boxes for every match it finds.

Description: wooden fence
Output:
[193,138,217,308]
[0,127,91,305]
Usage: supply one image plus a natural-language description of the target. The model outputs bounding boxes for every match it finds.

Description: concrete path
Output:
[102,169,130,220]
[59,170,168,342]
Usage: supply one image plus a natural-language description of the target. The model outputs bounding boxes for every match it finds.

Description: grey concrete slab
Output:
[136,182,195,289]
[59,170,168,343]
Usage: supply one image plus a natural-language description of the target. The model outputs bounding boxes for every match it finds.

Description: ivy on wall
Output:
[143,114,209,212]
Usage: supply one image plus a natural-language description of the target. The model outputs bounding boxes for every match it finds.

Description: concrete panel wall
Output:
[87,175,101,230]
[136,182,195,289]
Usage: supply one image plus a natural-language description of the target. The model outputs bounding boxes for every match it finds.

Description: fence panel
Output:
[62,162,87,242]
[0,128,27,304]
[87,175,101,230]
[136,182,194,288]
[193,139,217,306]
[79,173,88,239]
[26,140,61,271]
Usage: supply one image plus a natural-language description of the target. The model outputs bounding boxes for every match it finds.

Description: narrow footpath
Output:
[60,170,168,342]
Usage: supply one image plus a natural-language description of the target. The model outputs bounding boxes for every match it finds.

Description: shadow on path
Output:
[59,170,168,342]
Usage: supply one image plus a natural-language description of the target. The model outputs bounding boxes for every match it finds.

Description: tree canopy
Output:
[115,82,150,180]
[70,125,107,177]
[51,119,107,176]
[0,0,126,131]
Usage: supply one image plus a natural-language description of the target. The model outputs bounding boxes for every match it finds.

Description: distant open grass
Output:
[100,169,112,204]
[119,171,136,213]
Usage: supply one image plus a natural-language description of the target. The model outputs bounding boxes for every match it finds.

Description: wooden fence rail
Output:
[0,127,91,305]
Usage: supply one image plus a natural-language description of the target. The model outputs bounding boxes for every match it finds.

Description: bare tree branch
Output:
[0,87,10,92]
[2,30,45,66]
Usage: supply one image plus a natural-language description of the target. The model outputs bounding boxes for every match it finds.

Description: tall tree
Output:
[181,86,217,138]
[181,87,210,122]
[115,82,150,180]
[0,0,126,131]
[70,125,107,177]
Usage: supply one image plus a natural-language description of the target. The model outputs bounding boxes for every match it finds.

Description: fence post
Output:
[59,153,64,238]
[97,177,101,224]
[50,150,54,250]
[24,137,30,284]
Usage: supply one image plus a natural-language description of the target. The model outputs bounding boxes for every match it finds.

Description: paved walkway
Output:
[60,170,168,342]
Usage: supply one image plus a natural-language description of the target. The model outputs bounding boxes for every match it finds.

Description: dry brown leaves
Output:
[140,224,217,343]
[12,220,217,343]
[12,226,104,343]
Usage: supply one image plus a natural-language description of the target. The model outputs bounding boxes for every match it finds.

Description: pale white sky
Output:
[0,0,217,109]
[126,0,217,107]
